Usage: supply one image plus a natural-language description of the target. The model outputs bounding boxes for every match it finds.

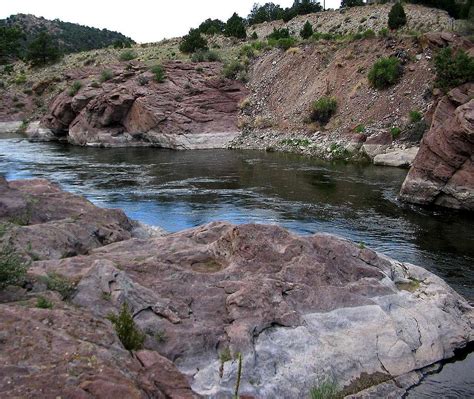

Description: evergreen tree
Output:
[198,18,226,35]
[388,2,407,30]
[300,21,314,39]
[225,13,247,39]
[341,0,364,7]
[26,31,61,66]
[0,26,24,64]
[179,28,208,53]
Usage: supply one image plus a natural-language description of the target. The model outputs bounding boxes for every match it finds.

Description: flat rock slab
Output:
[374,147,419,168]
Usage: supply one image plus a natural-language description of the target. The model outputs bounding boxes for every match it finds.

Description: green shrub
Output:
[309,379,340,399]
[355,124,366,133]
[390,126,401,138]
[26,31,61,67]
[14,74,27,85]
[100,69,113,82]
[251,32,258,40]
[368,57,402,89]
[119,50,137,61]
[378,28,389,37]
[239,45,256,59]
[198,18,226,35]
[0,244,28,289]
[107,303,145,351]
[268,28,290,40]
[36,296,53,309]
[311,96,338,124]
[191,50,221,62]
[300,21,314,39]
[222,60,245,79]
[409,110,422,123]
[388,2,407,30]
[151,65,166,83]
[362,29,375,39]
[434,47,474,91]
[180,29,208,54]
[41,272,76,300]
[68,81,82,97]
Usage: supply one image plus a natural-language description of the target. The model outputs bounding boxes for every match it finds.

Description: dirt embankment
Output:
[233,32,472,164]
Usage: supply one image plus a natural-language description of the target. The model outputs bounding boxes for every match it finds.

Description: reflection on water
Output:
[0,136,473,397]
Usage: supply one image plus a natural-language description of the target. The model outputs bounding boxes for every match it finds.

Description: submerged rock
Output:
[0,178,472,398]
[400,83,474,210]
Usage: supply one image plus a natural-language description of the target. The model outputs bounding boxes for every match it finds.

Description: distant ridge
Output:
[0,14,135,54]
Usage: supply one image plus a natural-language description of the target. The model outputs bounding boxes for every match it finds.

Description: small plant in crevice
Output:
[154,329,168,343]
[354,124,366,134]
[309,378,340,399]
[107,303,145,351]
[234,352,243,399]
[311,96,337,125]
[219,347,232,378]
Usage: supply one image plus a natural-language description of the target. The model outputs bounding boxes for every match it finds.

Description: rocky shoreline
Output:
[0,177,472,398]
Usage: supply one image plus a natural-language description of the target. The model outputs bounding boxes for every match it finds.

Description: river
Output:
[0,135,473,397]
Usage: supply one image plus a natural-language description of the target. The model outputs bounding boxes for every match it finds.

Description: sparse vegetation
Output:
[234,352,243,399]
[311,96,337,124]
[368,57,402,89]
[119,50,137,61]
[223,60,247,81]
[434,47,474,91]
[107,303,145,351]
[155,329,168,343]
[191,50,221,62]
[99,69,113,82]
[151,64,166,83]
[0,244,28,289]
[68,80,82,97]
[40,272,76,300]
[355,124,366,133]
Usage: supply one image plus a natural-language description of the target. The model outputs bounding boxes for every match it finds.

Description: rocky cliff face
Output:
[1,179,472,398]
[35,61,248,149]
[399,83,474,210]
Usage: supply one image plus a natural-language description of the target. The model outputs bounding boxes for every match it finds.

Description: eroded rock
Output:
[400,83,474,210]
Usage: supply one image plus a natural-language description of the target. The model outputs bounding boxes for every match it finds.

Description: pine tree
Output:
[388,2,407,30]
[300,21,314,39]
[179,28,208,53]
[224,13,247,39]
[0,27,24,64]
[26,31,61,66]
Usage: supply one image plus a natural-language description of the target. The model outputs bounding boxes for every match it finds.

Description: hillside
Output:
[0,14,134,54]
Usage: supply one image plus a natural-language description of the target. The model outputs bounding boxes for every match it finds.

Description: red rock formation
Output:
[39,61,248,149]
[400,83,474,210]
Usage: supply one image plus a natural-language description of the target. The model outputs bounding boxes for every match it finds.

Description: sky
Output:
[0,0,342,43]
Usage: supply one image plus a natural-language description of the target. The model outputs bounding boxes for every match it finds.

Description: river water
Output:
[0,135,473,397]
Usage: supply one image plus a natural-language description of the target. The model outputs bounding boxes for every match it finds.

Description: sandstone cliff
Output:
[399,83,474,210]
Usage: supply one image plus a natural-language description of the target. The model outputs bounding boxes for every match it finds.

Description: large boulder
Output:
[36,62,248,149]
[34,221,473,398]
[399,83,474,210]
[0,178,136,260]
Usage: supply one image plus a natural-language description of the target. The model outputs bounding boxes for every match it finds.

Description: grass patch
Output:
[310,378,341,399]
[311,96,337,125]
[68,81,82,97]
[40,272,76,300]
[0,244,28,289]
[36,296,53,309]
[99,69,113,83]
[151,65,166,83]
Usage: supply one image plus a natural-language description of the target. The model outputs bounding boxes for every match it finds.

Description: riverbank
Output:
[0,176,472,398]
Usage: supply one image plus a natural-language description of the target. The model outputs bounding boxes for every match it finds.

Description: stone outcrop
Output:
[373,147,419,168]
[0,177,138,260]
[400,83,474,210]
[0,294,198,398]
[35,61,248,149]
[1,178,473,398]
